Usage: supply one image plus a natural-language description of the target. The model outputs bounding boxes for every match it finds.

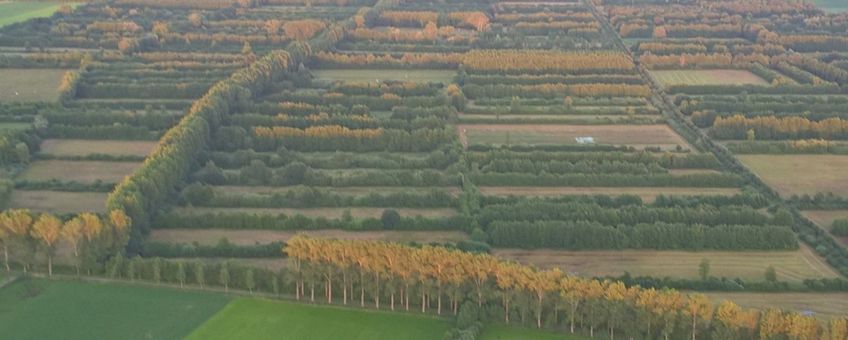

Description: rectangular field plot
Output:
[703,292,848,320]
[479,186,740,202]
[736,155,848,197]
[312,69,455,83]
[812,0,848,12]
[150,229,468,245]
[17,160,141,183]
[0,69,67,102]
[173,207,458,219]
[494,245,839,284]
[650,69,769,86]
[39,139,158,157]
[0,279,231,340]
[8,190,107,213]
[458,124,691,150]
[185,298,451,340]
[0,2,65,27]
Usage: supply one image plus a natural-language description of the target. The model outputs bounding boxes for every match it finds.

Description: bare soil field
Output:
[8,190,107,213]
[493,245,839,284]
[173,207,458,219]
[736,155,848,197]
[650,69,769,86]
[0,68,67,102]
[17,160,142,183]
[149,229,469,245]
[458,124,690,150]
[478,186,740,203]
[39,139,157,157]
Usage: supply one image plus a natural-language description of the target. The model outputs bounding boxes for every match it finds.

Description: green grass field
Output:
[312,69,455,83]
[0,2,65,27]
[481,325,588,339]
[0,69,68,102]
[18,160,142,183]
[186,298,452,340]
[8,190,107,213]
[0,278,231,340]
[811,0,848,12]
[650,69,769,86]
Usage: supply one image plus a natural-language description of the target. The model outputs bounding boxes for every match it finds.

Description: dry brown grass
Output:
[458,124,691,150]
[737,155,848,197]
[17,160,142,183]
[39,139,157,157]
[479,186,740,203]
[0,69,67,102]
[493,245,839,284]
[149,229,469,246]
[173,207,458,219]
[650,69,769,86]
[8,190,106,213]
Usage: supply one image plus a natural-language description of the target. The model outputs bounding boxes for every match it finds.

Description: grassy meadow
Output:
[0,278,231,340]
[186,298,452,340]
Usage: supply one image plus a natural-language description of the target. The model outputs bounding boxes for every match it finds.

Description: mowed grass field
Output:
[312,69,455,83]
[0,278,231,340]
[0,69,68,102]
[736,155,848,197]
[173,206,458,219]
[494,245,839,284]
[185,298,451,340]
[39,139,157,157]
[650,69,769,86]
[703,292,848,320]
[150,229,469,245]
[478,186,740,202]
[0,2,65,27]
[17,160,142,183]
[8,190,107,213]
[458,124,691,150]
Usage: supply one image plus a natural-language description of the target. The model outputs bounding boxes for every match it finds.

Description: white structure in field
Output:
[575,137,595,144]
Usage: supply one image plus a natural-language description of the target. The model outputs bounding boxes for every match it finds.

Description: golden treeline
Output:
[286,236,847,339]
[314,51,463,67]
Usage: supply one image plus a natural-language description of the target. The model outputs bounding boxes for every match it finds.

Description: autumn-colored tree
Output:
[1,210,33,272]
[686,294,713,340]
[31,214,62,276]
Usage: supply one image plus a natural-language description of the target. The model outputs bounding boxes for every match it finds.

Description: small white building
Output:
[575,137,595,144]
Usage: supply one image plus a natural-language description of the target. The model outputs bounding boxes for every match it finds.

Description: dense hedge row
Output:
[488,221,797,250]
[153,211,470,232]
[183,184,458,208]
[476,201,781,227]
[470,172,743,188]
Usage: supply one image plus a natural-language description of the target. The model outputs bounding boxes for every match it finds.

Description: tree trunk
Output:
[73,248,79,276]
[343,273,348,305]
[374,275,380,309]
[360,283,365,307]
[437,291,442,315]
[691,315,697,340]
[310,283,314,302]
[536,295,543,328]
[391,292,395,311]
[421,293,426,313]
[3,244,8,272]
[570,304,577,333]
[327,273,332,304]
[47,254,53,276]
[504,295,510,323]
[405,287,409,311]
